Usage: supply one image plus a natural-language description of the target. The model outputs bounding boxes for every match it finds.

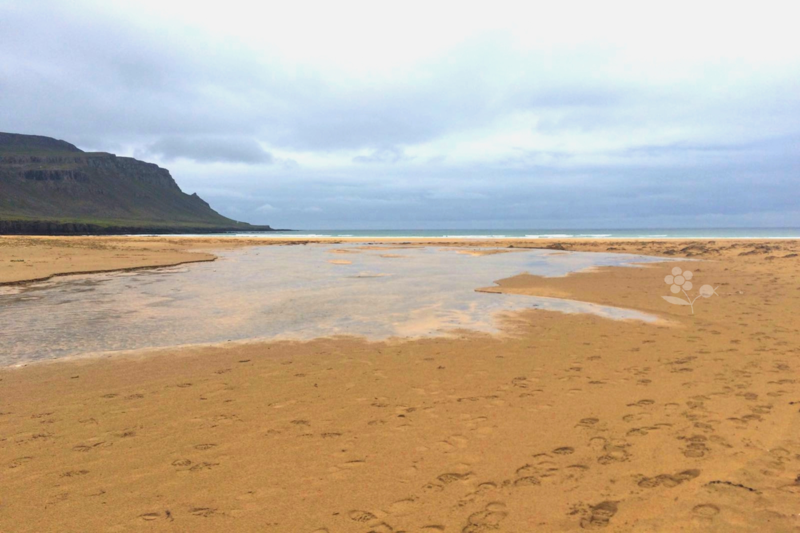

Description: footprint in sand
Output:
[386,497,418,516]
[597,442,631,465]
[577,417,600,429]
[638,469,700,489]
[681,435,710,458]
[457,480,502,508]
[514,450,589,487]
[190,507,217,517]
[348,510,377,523]
[588,437,607,451]
[692,503,720,518]
[189,462,219,472]
[8,456,33,469]
[693,420,716,433]
[768,447,791,462]
[437,472,473,485]
[60,469,90,478]
[513,475,541,487]
[579,501,618,529]
[463,502,508,533]
[474,481,498,494]
[622,412,653,423]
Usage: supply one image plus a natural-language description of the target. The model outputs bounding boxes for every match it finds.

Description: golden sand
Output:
[1,236,799,532]
[0,236,220,285]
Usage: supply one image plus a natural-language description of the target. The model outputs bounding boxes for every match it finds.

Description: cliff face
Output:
[0,133,272,235]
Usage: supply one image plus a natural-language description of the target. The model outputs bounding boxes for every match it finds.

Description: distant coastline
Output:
[0,219,277,236]
[157,228,800,240]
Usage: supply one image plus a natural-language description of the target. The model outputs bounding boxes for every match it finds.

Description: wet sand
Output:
[0,236,220,285]
[1,237,799,532]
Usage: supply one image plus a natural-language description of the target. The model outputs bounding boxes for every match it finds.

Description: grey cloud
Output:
[144,136,273,164]
[1,2,798,230]
[0,5,639,152]
[623,135,800,158]
[188,151,800,230]
[624,142,754,157]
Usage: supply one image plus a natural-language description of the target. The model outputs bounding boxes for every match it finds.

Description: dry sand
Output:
[1,236,799,532]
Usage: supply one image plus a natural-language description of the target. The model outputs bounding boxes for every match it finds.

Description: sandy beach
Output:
[1,236,799,532]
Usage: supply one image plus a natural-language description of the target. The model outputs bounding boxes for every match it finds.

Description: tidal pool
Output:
[0,245,666,365]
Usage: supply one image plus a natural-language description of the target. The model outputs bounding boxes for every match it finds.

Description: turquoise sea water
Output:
[182,228,800,239]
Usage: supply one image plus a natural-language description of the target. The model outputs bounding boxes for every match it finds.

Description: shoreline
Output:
[4,235,796,286]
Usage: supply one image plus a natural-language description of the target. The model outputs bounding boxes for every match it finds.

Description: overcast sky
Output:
[2,1,799,229]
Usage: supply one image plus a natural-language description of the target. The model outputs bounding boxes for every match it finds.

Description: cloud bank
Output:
[1,0,799,228]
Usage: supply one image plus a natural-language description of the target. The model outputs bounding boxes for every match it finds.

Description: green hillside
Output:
[0,132,272,234]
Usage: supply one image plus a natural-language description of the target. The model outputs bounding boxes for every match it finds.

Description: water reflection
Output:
[0,245,666,365]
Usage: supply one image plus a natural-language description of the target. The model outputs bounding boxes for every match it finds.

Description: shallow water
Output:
[0,245,667,366]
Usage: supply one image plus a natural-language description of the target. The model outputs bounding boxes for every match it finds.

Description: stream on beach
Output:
[0,245,668,365]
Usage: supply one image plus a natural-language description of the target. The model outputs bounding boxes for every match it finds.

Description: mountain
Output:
[0,132,273,235]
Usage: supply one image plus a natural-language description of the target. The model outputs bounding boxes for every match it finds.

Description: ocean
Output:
[191,228,800,239]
